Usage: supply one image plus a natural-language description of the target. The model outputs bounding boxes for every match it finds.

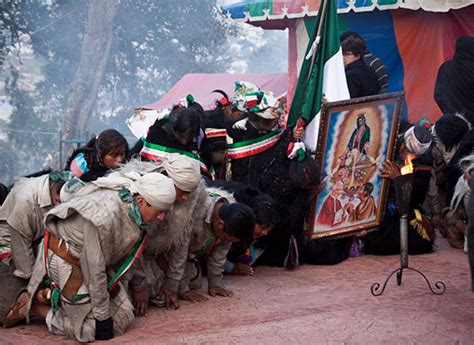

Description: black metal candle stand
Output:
[370,173,446,296]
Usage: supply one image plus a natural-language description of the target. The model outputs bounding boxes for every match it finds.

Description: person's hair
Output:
[66,129,129,170]
[363,182,374,195]
[434,113,471,150]
[454,36,474,60]
[397,119,413,147]
[96,129,129,160]
[207,181,279,226]
[49,179,66,195]
[0,183,9,206]
[289,155,321,191]
[247,112,260,125]
[168,107,202,138]
[24,168,53,178]
[219,202,256,241]
[341,36,366,58]
[249,194,279,226]
[247,112,276,129]
[340,31,364,43]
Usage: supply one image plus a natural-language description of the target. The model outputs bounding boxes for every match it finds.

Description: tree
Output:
[0,0,287,184]
[61,0,119,158]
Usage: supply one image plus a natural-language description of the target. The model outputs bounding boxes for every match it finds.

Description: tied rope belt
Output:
[44,231,146,303]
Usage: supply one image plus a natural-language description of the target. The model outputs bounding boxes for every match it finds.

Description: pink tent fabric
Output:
[140,73,288,110]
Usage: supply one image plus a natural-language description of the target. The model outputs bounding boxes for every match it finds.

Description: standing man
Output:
[340,31,389,94]
[341,35,380,98]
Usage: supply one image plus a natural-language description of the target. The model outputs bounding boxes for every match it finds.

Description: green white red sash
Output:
[107,235,147,290]
[139,138,215,178]
[226,129,283,159]
[0,243,11,261]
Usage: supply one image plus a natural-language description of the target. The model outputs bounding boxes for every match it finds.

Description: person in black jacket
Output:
[206,180,278,275]
[226,83,320,269]
[362,124,435,255]
[202,90,244,178]
[434,36,474,124]
[340,31,389,93]
[341,36,379,98]
[131,96,215,179]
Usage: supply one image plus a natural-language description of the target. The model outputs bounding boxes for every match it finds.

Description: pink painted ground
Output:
[2,237,473,344]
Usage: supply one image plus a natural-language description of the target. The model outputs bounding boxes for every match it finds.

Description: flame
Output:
[400,154,414,175]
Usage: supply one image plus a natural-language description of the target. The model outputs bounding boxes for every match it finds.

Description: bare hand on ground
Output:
[132,289,149,316]
[159,288,179,310]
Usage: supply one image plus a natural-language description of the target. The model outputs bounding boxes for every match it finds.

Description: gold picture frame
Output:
[307,92,404,239]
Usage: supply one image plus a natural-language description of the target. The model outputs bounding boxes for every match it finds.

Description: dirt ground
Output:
[1,236,473,344]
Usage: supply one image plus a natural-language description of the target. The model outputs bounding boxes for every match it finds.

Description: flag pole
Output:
[307,0,329,81]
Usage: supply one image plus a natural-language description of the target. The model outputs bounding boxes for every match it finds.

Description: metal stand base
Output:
[371,266,446,296]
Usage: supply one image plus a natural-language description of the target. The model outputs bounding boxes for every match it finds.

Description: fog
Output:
[0,0,288,185]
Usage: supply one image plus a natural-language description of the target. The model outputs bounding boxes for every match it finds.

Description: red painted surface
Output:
[393,7,474,124]
[1,237,473,344]
[140,73,288,111]
[392,10,445,123]
[441,6,474,60]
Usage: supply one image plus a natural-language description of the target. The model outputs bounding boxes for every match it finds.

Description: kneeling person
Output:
[5,173,175,342]
[0,172,69,280]
[179,195,255,301]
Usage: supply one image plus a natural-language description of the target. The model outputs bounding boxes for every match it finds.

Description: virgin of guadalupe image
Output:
[333,112,379,189]
[315,106,388,230]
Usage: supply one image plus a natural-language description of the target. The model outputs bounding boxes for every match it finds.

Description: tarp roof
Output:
[140,72,288,110]
[222,0,474,28]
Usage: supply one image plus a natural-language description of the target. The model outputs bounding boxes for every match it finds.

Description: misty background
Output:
[0,0,288,185]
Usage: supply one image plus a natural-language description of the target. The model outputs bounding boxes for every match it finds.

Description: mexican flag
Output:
[287,0,349,152]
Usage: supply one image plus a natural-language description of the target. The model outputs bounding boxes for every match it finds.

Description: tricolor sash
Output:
[139,138,215,178]
[0,243,11,261]
[226,129,283,160]
[107,235,147,291]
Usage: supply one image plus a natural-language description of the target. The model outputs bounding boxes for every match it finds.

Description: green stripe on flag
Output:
[288,0,341,129]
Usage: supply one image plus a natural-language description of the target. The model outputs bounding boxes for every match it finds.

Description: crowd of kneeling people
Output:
[1,80,474,341]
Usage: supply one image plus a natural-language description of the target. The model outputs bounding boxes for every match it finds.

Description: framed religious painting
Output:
[307,92,404,239]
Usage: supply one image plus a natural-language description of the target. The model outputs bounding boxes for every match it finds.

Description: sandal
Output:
[3,291,31,328]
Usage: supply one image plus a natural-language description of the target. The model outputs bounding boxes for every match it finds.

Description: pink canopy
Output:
[140,72,288,110]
